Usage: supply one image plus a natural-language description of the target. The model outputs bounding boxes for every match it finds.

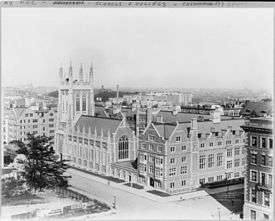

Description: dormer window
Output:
[176,136,181,142]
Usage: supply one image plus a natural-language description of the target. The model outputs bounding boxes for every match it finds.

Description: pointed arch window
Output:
[76,94,80,112]
[82,94,87,111]
[118,136,129,159]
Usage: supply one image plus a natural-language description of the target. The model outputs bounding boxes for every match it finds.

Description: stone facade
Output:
[138,118,246,195]
[55,63,138,183]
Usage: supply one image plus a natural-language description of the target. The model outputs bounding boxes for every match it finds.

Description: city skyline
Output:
[2,8,273,91]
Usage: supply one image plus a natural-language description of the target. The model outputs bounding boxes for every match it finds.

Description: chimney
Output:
[191,118,198,130]
[210,109,221,123]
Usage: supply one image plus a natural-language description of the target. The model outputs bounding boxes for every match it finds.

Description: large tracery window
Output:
[118,136,129,159]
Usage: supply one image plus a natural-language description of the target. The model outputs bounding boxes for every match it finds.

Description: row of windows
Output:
[169,156,187,164]
[169,166,188,176]
[140,154,164,165]
[250,210,269,220]
[169,180,186,188]
[19,124,55,129]
[226,158,245,168]
[226,147,245,157]
[199,175,223,184]
[198,130,241,138]
[226,172,240,179]
[20,118,54,123]
[170,145,187,152]
[200,139,244,148]
[68,135,107,148]
[70,146,108,164]
[250,170,272,187]
[250,153,272,167]
[142,143,164,152]
[139,165,163,176]
[199,153,223,169]
[250,187,271,207]
[173,129,242,142]
[251,136,273,149]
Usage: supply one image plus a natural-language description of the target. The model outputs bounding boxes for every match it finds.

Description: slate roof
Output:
[196,118,245,134]
[94,106,109,118]
[154,123,176,139]
[75,115,122,137]
[152,118,245,140]
[152,110,211,123]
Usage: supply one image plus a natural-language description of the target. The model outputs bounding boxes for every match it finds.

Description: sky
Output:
[2,8,273,91]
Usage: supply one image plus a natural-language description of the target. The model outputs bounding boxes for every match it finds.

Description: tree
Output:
[10,134,70,191]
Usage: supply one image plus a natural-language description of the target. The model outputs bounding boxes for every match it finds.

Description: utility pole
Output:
[218,207,221,221]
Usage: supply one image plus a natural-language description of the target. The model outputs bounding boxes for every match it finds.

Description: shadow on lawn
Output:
[210,188,244,214]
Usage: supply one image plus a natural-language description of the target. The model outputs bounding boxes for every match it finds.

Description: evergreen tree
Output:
[10,133,70,191]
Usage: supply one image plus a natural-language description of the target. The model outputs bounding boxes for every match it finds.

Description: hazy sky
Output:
[2,8,273,91]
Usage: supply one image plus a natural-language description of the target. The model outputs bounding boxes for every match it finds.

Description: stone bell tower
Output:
[55,62,95,154]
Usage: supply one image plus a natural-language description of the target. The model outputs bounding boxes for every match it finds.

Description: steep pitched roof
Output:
[94,106,109,118]
[75,115,122,137]
[13,107,27,119]
[153,123,176,140]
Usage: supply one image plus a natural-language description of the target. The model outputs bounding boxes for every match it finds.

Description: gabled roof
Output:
[13,107,27,119]
[75,115,122,137]
[95,106,109,118]
[153,123,176,140]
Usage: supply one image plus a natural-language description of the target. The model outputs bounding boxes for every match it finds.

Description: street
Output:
[68,168,240,220]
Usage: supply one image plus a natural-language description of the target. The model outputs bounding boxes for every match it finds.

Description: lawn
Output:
[124,183,144,189]
[210,188,244,214]
[147,189,170,197]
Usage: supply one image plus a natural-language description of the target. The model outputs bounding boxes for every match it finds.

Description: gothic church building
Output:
[55,63,138,183]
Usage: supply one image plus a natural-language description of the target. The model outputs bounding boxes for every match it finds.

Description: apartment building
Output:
[3,106,57,143]
[241,118,273,220]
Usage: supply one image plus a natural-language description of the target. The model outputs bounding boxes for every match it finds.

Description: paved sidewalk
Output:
[67,168,209,203]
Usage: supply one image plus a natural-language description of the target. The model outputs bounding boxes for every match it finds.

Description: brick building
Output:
[241,118,273,220]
